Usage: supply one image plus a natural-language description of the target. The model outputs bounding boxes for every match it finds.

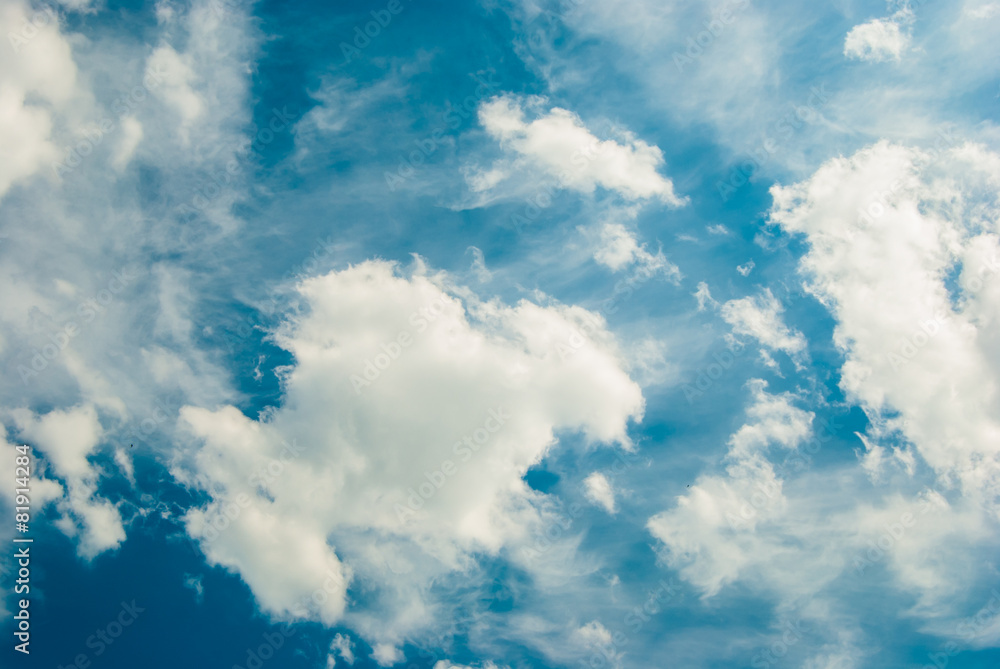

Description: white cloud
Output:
[770,140,1000,510]
[0,0,259,577]
[573,620,613,647]
[293,73,408,157]
[736,259,755,277]
[844,11,912,63]
[583,472,616,514]
[694,282,716,311]
[183,573,204,603]
[371,643,403,667]
[327,633,355,667]
[0,422,63,506]
[473,94,686,205]
[0,0,81,200]
[719,289,808,359]
[625,337,678,387]
[111,117,144,171]
[55,0,96,9]
[966,2,1000,19]
[592,222,680,284]
[8,404,125,559]
[571,621,620,667]
[175,259,644,648]
[513,0,801,168]
[114,445,135,484]
[647,380,813,595]
[749,139,1000,623]
[467,246,492,283]
[147,44,204,137]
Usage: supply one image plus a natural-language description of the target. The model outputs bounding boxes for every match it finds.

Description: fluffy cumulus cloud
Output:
[7,404,125,558]
[645,382,876,663]
[326,633,355,667]
[843,8,914,63]
[719,289,808,360]
[647,380,813,596]
[582,472,616,514]
[371,643,404,666]
[592,221,681,284]
[640,140,1000,637]
[471,94,686,206]
[4,0,999,666]
[175,259,644,649]
[770,140,1000,511]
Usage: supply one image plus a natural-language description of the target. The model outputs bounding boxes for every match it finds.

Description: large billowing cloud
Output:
[770,140,1000,508]
[175,258,644,654]
[644,141,1000,660]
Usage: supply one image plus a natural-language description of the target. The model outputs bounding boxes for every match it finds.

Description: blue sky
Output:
[2,0,1000,667]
